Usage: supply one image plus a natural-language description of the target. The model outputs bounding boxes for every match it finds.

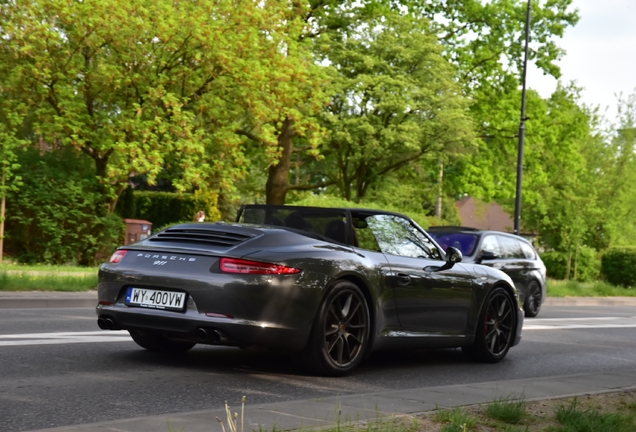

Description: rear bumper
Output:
[96,303,310,351]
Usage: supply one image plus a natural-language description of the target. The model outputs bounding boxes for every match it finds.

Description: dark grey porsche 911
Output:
[97,205,524,376]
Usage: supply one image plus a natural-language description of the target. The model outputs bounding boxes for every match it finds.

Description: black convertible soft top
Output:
[236,204,410,247]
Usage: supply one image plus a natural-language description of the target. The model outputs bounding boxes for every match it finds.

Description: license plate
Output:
[125,288,186,311]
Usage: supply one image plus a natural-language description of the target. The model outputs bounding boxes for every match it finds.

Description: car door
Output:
[495,235,527,295]
[365,214,474,335]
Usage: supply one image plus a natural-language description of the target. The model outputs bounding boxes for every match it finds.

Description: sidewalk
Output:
[3,290,636,309]
[25,369,636,432]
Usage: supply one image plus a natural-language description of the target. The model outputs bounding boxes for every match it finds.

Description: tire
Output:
[523,280,542,318]
[462,287,516,363]
[129,331,196,354]
[295,281,370,376]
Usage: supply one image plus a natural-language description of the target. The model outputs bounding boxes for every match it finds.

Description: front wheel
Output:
[523,280,542,318]
[463,287,516,363]
[295,281,370,376]
[129,331,196,354]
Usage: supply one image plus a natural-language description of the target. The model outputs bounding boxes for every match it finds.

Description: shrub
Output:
[601,247,636,287]
[119,191,221,230]
[5,147,125,266]
[541,247,599,282]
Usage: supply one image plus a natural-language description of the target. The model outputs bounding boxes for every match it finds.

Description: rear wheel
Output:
[295,281,370,376]
[463,287,515,363]
[129,331,196,353]
[523,280,542,318]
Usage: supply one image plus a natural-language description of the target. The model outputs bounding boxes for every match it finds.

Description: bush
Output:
[540,247,599,282]
[601,247,636,287]
[5,147,125,266]
[119,191,221,230]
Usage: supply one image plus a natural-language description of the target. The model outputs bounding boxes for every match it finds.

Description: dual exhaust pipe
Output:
[196,327,227,344]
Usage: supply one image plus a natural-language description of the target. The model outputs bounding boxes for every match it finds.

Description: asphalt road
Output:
[1,305,636,432]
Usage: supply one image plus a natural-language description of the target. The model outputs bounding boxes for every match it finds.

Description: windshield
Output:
[428,232,479,256]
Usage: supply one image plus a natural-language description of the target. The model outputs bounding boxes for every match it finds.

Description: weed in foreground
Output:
[217,396,247,432]
[551,399,635,432]
[485,396,527,424]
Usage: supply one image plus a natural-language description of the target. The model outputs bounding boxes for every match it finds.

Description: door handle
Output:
[396,273,411,285]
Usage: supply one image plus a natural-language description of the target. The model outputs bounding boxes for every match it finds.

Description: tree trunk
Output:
[265,117,296,205]
[573,245,579,281]
[436,160,444,219]
[565,251,572,280]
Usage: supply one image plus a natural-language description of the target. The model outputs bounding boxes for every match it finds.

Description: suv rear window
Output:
[428,232,478,256]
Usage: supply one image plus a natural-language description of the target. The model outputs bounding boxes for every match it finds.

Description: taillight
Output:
[109,250,128,264]
[220,257,301,275]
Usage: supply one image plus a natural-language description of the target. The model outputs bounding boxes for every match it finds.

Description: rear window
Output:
[428,232,479,256]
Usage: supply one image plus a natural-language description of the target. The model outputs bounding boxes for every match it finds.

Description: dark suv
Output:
[427,226,546,317]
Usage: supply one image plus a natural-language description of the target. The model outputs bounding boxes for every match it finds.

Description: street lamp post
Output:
[514,0,532,235]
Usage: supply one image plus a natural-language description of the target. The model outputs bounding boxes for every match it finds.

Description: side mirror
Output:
[425,246,462,273]
[446,246,463,263]
[480,250,498,261]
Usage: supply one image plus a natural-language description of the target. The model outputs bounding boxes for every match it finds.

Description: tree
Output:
[248,0,579,205]
[0,0,313,215]
[316,13,474,201]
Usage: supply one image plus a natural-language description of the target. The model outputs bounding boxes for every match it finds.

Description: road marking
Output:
[1,317,635,347]
[524,316,636,330]
[0,330,131,347]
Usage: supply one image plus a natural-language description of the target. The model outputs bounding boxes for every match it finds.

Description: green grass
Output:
[550,399,635,432]
[485,397,527,424]
[547,279,636,297]
[434,407,478,431]
[0,261,98,273]
[0,271,98,291]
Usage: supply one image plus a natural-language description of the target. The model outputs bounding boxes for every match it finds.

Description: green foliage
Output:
[124,191,221,230]
[316,12,474,201]
[5,148,124,265]
[547,279,636,298]
[601,247,636,288]
[0,271,97,291]
[434,407,478,431]
[553,399,635,432]
[485,397,527,424]
[0,0,317,213]
[541,247,599,282]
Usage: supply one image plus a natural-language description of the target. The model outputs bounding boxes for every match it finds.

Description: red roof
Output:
[455,197,513,232]
[123,219,153,225]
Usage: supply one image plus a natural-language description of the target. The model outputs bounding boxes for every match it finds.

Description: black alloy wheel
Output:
[129,331,196,354]
[462,287,515,363]
[523,280,542,317]
[296,281,370,376]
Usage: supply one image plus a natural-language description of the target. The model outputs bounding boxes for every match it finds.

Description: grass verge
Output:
[0,271,98,291]
[314,390,636,432]
[547,279,636,297]
[0,261,98,273]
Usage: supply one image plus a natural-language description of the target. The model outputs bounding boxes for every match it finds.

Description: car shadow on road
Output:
[114,344,475,377]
